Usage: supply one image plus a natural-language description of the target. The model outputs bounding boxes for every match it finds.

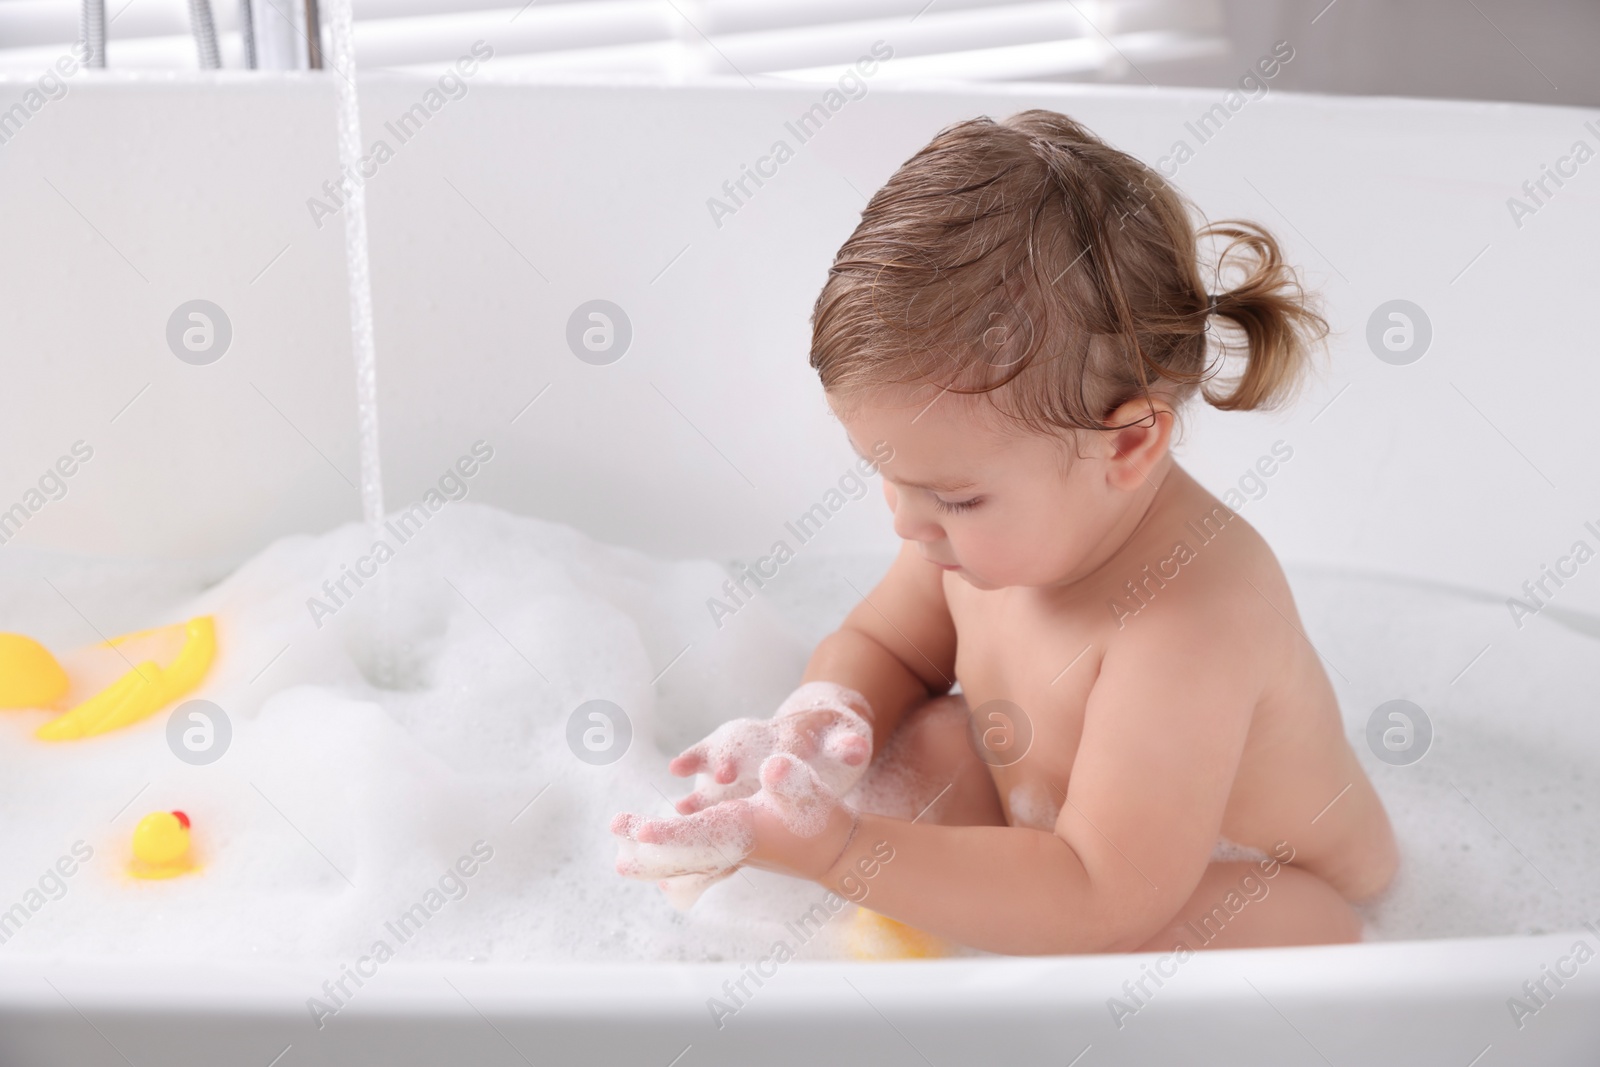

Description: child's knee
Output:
[1137,861,1362,952]
[853,695,1003,826]
[895,695,973,773]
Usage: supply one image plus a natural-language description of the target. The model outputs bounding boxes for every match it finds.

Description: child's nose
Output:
[890,500,943,544]
[882,482,942,543]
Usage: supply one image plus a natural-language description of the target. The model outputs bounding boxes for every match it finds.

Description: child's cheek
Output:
[960,528,1005,574]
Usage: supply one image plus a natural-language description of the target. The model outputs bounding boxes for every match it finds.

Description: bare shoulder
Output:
[1101,468,1298,676]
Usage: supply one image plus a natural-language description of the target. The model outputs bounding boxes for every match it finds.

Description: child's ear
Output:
[1101,397,1176,490]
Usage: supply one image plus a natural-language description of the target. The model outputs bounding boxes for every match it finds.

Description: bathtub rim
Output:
[2,67,1595,125]
[1,926,1596,1014]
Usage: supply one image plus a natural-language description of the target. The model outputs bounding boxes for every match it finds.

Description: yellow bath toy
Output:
[131,810,194,879]
[848,908,947,960]
[31,616,216,741]
[0,634,70,708]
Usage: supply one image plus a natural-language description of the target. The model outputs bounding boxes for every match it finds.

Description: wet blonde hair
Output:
[809,110,1327,432]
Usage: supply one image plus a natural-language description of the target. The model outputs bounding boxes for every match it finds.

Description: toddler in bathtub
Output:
[612,110,1397,953]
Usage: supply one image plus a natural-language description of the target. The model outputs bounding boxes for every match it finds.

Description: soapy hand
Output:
[611,682,871,909]
[667,682,873,816]
[613,753,857,909]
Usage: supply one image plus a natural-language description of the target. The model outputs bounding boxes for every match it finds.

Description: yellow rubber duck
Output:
[0,616,216,740]
[0,633,69,707]
[848,908,948,960]
[131,810,196,879]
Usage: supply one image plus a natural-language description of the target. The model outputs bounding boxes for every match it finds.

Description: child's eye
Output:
[934,496,981,514]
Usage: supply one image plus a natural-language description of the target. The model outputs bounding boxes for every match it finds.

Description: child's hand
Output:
[613,754,858,907]
[667,682,873,815]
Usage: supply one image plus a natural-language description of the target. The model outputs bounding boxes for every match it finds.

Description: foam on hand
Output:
[674,683,872,812]
[616,752,846,910]
[612,807,754,880]
[614,681,870,910]
[749,752,839,840]
[774,683,875,796]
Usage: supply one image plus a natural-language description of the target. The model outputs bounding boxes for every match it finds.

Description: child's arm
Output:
[667,541,955,814]
[792,603,1258,954]
[799,539,958,758]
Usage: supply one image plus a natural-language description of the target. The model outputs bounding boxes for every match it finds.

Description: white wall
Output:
[1218,0,1600,108]
[1,70,1597,616]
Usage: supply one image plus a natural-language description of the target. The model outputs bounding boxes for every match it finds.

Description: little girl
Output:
[613,109,1397,954]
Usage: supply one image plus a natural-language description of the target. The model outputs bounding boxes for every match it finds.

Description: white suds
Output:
[612,807,754,880]
[679,684,872,808]
[615,753,846,909]
[4,528,1596,960]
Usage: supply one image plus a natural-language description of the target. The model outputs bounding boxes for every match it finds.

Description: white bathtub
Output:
[2,58,1599,1064]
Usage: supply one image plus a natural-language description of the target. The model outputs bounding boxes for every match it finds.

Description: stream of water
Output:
[325,0,395,683]
[326,0,384,529]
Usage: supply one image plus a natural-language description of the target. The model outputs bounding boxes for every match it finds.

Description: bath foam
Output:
[0,503,844,964]
[0,516,1596,962]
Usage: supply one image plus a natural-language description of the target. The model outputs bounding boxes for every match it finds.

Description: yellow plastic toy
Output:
[131,810,195,879]
[0,634,70,708]
[0,616,216,741]
[848,908,948,960]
